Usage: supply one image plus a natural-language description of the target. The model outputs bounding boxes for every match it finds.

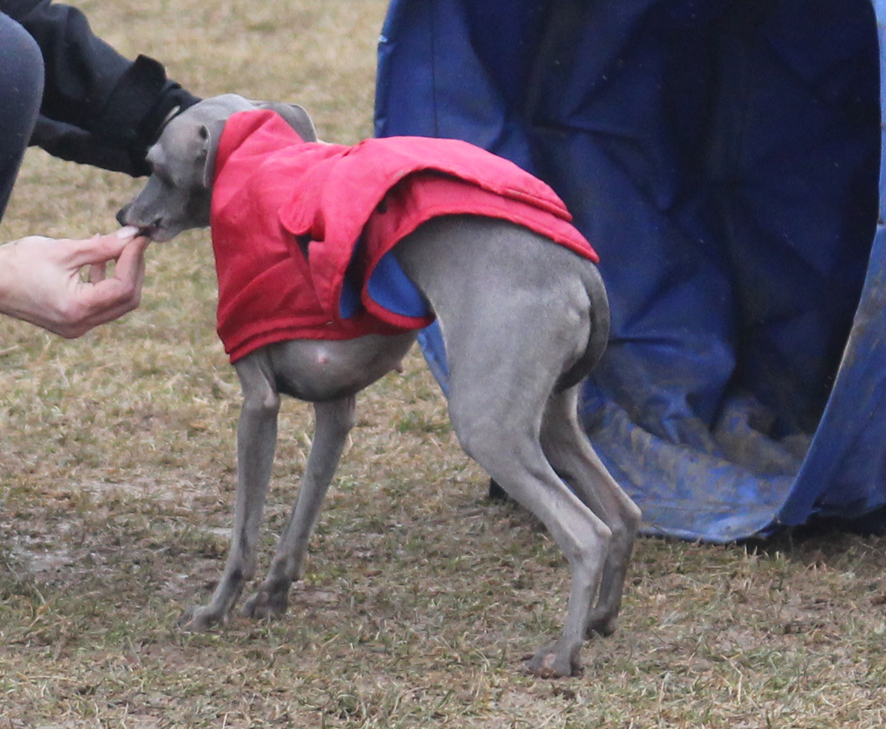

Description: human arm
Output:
[0,227,150,338]
[2,0,200,175]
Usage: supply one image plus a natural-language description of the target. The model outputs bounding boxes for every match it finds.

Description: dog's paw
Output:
[241,587,288,620]
[178,605,225,632]
[585,612,619,638]
[526,640,582,678]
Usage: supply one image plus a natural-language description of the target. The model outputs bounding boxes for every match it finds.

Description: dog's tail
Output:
[555,263,610,393]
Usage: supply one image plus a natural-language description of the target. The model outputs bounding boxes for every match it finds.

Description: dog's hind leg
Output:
[541,386,641,638]
[448,380,612,677]
[395,216,617,675]
[180,353,282,631]
[242,395,356,620]
[440,311,612,677]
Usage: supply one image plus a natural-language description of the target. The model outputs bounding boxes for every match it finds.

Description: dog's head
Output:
[117,93,317,242]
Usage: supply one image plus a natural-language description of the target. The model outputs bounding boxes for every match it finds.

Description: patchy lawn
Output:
[2,1,886,727]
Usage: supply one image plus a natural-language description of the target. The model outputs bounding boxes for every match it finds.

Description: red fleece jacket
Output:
[211,110,598,363]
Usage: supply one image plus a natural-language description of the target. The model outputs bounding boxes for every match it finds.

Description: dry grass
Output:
[2,1,886,727]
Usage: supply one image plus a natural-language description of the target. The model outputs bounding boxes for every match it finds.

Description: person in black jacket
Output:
[0,1,199,337]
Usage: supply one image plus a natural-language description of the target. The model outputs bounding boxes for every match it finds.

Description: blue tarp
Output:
[374,0,886,542]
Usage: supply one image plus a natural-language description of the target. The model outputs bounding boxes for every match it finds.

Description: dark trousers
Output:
[0,12,44,223]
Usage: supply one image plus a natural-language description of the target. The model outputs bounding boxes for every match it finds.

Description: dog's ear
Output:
[200,118,228,188]
[253,101,318,142]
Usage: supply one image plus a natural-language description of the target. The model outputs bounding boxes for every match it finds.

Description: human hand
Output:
[0,227,151,338]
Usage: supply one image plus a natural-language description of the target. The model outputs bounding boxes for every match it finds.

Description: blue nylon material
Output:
[366,251,432,319]
[375,0,886,541]
[339,241,431,321]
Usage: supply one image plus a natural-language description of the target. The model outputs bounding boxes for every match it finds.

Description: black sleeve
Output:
[3,0,200,176]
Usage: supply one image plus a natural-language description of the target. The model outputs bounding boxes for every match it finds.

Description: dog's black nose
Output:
[116,206,129,227]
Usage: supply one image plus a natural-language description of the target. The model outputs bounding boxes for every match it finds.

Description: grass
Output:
[2,1,886,726]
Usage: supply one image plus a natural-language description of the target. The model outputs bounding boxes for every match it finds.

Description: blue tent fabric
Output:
[374,0,886,542]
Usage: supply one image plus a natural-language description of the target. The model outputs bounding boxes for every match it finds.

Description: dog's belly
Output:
[255,332,418,402]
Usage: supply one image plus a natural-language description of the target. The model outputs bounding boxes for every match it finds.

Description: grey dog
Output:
[118,94,640,677]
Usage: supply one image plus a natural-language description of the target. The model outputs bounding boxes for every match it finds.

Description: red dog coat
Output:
[211,110,598,362]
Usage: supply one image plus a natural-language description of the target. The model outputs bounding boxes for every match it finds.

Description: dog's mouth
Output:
[135,224,178,243]
[118,209,165,242]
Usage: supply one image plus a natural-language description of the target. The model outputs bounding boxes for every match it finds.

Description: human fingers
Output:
[89,261,108,285]
[78,235,150,316]
[51,235,150,338]
[57,277,144,338]
[61,227,143,268]
[82,232,148,302]
[111,235,150,293]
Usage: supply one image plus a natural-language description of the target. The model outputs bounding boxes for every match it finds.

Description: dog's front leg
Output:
[180,356,281,631]
[242,395,356,620]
